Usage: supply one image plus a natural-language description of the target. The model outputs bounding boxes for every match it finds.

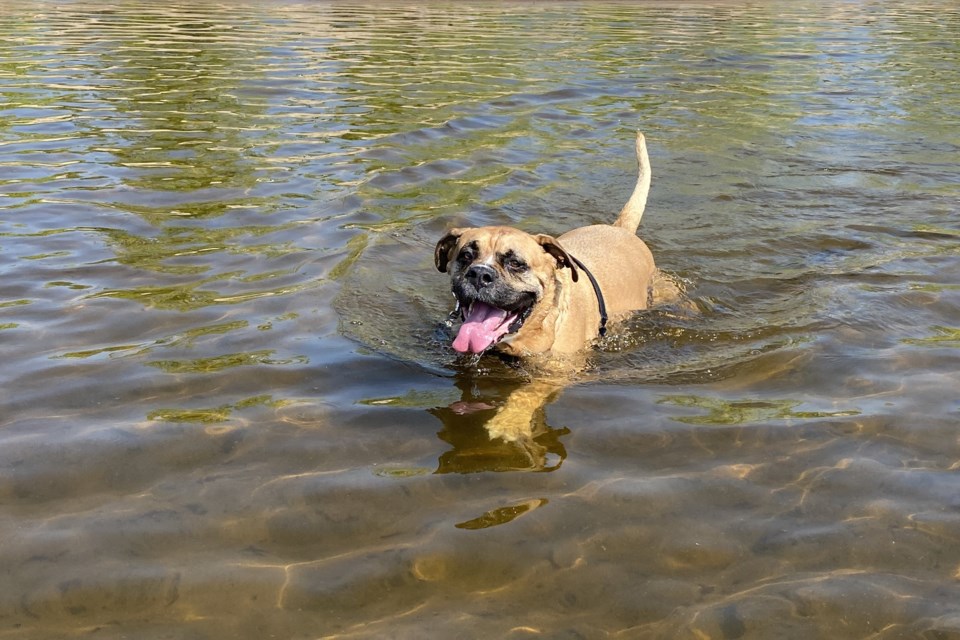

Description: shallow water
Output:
[2,1,959,638]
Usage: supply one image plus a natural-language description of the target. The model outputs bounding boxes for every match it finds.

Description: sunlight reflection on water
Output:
[1,1,959,638]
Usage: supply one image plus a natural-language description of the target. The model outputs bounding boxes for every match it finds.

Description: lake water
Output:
[2,1,959,638]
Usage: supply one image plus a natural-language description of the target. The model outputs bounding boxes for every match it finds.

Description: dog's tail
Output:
[613,131,651,234]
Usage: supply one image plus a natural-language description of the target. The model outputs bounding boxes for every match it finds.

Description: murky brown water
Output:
[2,1,959,638]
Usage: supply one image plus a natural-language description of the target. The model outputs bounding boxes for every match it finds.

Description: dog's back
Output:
[559,224,655,315]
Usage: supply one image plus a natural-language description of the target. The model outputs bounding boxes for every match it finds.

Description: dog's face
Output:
[435,226,579,355]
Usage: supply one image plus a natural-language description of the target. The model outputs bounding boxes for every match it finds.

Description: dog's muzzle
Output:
[449,273,535,355]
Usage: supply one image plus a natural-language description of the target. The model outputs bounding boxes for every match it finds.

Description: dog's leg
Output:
[483,354,586,443]
[484,379,565,443]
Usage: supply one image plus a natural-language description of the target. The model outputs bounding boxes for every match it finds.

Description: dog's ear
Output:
[434,229,463,273]
[534,234,579,283]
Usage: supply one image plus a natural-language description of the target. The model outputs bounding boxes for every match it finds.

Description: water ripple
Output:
[2,2,959,638]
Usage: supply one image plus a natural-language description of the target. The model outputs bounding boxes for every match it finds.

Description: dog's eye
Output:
[457,249,475,265]
[504,258,528,273]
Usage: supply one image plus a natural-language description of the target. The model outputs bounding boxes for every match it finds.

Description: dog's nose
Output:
[465,264,497,288]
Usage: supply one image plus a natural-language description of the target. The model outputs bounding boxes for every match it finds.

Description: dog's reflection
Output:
[429,372,569,474]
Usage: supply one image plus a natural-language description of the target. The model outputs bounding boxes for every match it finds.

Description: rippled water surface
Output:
[2,1,959,638]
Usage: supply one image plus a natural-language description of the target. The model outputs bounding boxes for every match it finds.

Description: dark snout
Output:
[465,264,497,289]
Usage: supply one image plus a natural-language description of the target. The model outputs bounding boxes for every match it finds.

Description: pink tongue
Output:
[452,302,515,354]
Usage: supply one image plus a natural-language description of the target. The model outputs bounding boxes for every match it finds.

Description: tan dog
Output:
[435,132,655,358]
[433,133,661,447]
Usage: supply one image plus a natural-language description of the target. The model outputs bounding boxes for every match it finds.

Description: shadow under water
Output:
[429,369,570,474]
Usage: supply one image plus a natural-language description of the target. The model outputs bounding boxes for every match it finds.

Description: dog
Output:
[433,133,662,446]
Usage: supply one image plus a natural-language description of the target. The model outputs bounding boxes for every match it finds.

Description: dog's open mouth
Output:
[451,298,532,354]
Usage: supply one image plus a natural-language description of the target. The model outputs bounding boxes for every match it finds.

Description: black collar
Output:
[568,254,608,337]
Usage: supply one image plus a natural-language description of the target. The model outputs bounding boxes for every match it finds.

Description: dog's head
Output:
[435,226,579,355]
